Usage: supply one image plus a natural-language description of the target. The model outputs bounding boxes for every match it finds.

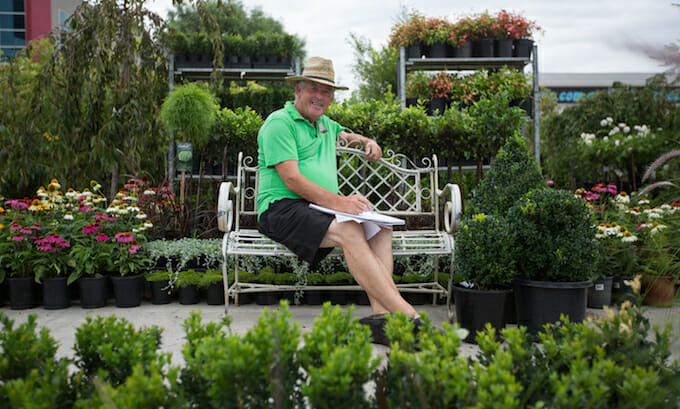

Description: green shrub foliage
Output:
[72,315,167,392]
[467,133,545,216]
[1,302,678,408]
[507,188,598,281]
[454,213,518,288]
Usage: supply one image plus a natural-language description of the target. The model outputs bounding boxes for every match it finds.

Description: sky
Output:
[146,0,679,97]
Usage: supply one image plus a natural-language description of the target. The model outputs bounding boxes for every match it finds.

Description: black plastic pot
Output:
[587,276,613,309]
[149,280,173,304]
[42,277,71,309]
[453,284,512,343]
[495,39,513,57]
[328,290,348,305]
[304,289,324,305]
[205,282,225,305]
[515,279,591,335]
[513,39,534,58]
[354,291,371,305]
[611,276,637,305]
[428,42,449,58]
[255,291,277,305]
[8,277,38,310]
[473,38,494,57]
[404,291,428,306]
[453,39,472,58]
[79,276,109,308]
[111,274,144,308]
[178,285,200,305]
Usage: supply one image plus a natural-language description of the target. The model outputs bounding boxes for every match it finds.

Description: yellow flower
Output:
[623,275,641,295]
[0,223,4,229]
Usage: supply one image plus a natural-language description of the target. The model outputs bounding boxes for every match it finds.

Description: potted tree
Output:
[453,213,517,342]
[388,10,428,58]
[507,188,598,334]
[159,83,216,226]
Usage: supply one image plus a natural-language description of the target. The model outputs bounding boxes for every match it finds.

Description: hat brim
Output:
[285,75,349,90]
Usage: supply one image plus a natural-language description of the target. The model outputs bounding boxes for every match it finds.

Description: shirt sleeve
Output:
[258,118,299,168]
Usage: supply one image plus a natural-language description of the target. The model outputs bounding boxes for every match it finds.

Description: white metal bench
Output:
[218,137,462,311]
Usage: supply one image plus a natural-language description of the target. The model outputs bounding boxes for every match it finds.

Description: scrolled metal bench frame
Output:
[218,137,462,314]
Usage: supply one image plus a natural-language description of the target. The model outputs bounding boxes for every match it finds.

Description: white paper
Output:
[309,203,404,240]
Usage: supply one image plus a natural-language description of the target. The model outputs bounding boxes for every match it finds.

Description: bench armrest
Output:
[438,183,463,234]
[217,182,237,233]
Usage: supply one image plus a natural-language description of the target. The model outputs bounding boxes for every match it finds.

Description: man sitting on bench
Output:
[256,56,421,344]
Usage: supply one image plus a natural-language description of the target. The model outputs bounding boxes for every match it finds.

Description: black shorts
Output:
[258,198,335,265]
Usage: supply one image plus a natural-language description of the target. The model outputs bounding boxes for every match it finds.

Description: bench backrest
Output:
[233,137,441,231]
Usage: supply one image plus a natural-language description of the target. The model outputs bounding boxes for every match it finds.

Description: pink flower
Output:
[547,180,554,186]
[11,234,25,241]
[129,244,141,254]
[82,223,100,234]
[115,232,134,243]
[78,205,95,212]
[9,222,21,231]
[96,234,110,242]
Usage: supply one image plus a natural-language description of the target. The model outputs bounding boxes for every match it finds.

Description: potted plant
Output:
[422,17,453,58]
[200,269,225,305]
[325,271,353,305]
[0,220,40,309]
[507,188,598,334]
[108,232,151,308]
[303,272,326,305]
[253,267,278,305]
[427,72,454,116]
[388,10,428,58]
[453,213,517,342]
[639,234,679,308]
[405,71,431,107]
[33,231,74,309]
[175,269,204,305]
[145,270,174,304]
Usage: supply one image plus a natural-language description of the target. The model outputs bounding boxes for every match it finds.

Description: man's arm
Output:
[274,160,372,215]
[338,130,382,161]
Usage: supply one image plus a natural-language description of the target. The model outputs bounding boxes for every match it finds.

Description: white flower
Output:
[606,117,613,124]
[143,189,156,196]
[639,198,650,205]
[621,234,638,243]
[600,119,608,127]
[618,122,626,128]
[609,127,620,136]
[651,223,667,234]
[122,195,137,202]
[144,221,154,228]
[135,212,147,220]
[603,136,609,142]
[623,126,630,133]
[580,133,595,145]
[615,139,620,146]
[64,213,74,220]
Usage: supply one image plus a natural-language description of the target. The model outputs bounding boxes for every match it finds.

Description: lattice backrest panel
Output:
[234,139,438,220]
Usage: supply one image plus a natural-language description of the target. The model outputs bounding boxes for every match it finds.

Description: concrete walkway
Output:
[2,300,678,367]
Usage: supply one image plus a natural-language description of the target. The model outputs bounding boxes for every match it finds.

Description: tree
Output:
[347,33,398,101]
[0,0,169,198]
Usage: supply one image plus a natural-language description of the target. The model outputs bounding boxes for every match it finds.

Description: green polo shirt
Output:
[257,101,344,217]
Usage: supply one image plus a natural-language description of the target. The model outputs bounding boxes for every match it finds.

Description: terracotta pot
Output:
[642,274,677,307]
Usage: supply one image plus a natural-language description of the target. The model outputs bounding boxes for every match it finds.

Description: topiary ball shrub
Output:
[507,188,598,282]
[453,213,518,289]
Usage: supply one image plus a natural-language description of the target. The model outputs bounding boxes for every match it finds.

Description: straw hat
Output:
[285,56,349,90]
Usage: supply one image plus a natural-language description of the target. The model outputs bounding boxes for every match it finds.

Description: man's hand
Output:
[338,194,372,215]
[364,140,382,161]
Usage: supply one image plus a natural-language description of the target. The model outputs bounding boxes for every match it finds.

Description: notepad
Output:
[309,203,404,240]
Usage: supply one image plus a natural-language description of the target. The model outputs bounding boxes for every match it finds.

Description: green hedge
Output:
[1,302,678,408]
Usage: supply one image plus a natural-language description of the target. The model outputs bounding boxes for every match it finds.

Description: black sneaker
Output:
[359,313,390,346]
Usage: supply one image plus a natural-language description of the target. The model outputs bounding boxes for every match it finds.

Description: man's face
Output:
[294,81,335,124]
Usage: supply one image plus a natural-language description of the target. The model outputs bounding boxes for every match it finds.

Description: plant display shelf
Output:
[173,66,295,82]
[397,45,541,164]
[405,57,531,72]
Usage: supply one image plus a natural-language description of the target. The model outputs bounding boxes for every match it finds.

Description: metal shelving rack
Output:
[167,55,301,181]
[397,46,541,164]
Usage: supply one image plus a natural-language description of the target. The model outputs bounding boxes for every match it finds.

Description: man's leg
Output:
[320,220,417,318]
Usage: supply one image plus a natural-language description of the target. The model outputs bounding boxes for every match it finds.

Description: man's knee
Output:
[323,220,367,249]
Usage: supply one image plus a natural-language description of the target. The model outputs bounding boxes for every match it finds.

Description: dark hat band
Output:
[302,75,335,85]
